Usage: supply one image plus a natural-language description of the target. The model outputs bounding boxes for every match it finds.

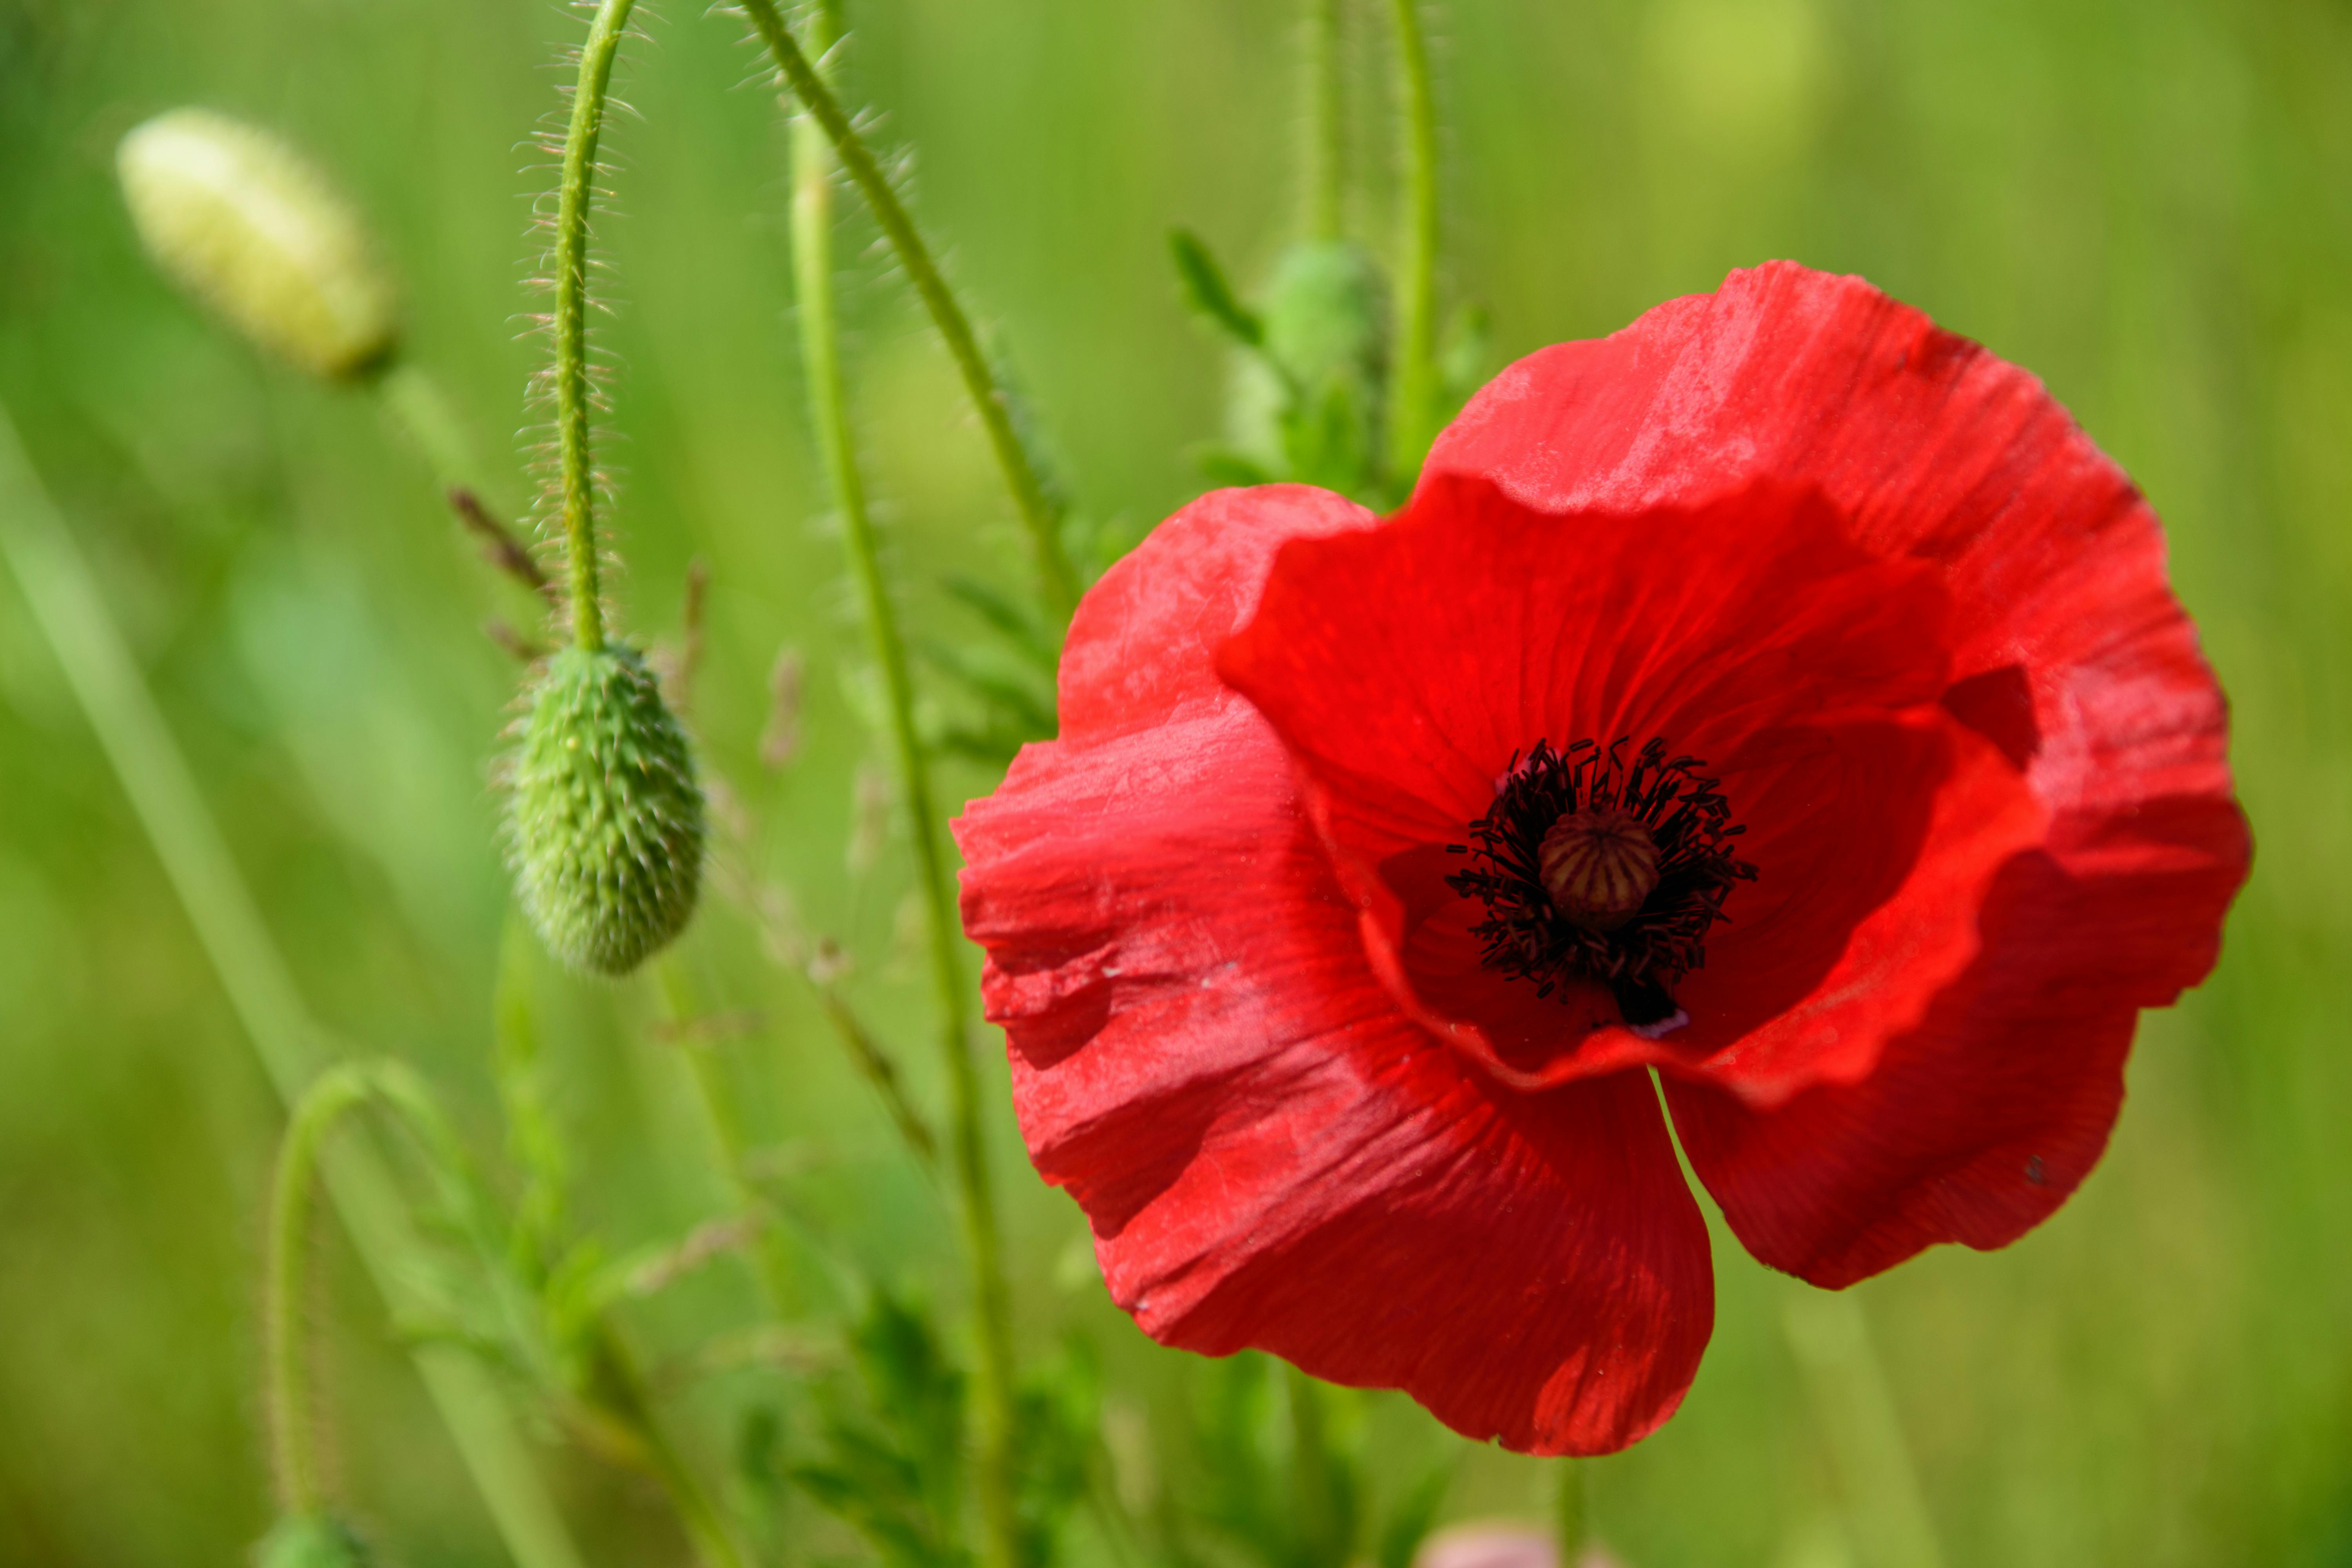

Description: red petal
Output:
[1425,261,2249,1277]
[955,486,1713,1454]
[1216,474,2024,1095]
[1663,849,2145,1287]
[1426,261,2248,1005]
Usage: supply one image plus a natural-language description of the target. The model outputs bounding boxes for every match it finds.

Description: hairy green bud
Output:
[1261,238,1390,397]
[254,1513,373,1568]
[117,108,398,381]
[1225,239,1392,496]
[508,646,704,976]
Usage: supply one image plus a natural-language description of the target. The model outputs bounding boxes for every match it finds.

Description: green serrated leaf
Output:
[1171,229,1265,348]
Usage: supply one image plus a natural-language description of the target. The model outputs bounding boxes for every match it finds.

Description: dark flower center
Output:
[1445,737,1757,1029]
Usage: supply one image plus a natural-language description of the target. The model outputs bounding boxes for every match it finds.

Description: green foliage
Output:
[793,1292,975,1568]
[1171,230,1266,350]
[791,1292,1102,1568]
[253,1513,373,1568]
[1170,1354,1445,1568]
[506,645,706,976]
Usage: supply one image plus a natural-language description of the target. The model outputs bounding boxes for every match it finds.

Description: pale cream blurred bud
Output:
[1416,1524,1626,1568]
[116,108,399,381]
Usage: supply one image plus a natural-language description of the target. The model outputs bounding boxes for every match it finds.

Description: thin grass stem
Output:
[740,0,1082,626]
[780,11,1025,1568]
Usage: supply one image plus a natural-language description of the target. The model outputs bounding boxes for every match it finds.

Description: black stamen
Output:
[1444,737,1757,1023]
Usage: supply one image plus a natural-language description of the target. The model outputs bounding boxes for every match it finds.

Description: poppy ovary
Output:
[1539,808,1659,931]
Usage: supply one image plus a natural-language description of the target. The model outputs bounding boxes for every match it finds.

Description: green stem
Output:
[783,16,1024,1568]
[1285,1366,1343,1568]
[1384,0,1440,483]
[1782,1289,1947,1568]
[375,361,488,501]
[1305,0,1346,242]
[265,1068,374,1514]
[1556,1459,1588,1567]
[741,0,1082,626]
[575,1322,754,1568]
[552,0,642,651]
[0,407,586,1568]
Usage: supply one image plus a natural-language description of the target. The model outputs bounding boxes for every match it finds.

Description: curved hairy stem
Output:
[1385,0,1440,481]
[550,0,641,650]
[782,9,1024,1568]
[265,1068,374,1512]
[741,0,1082,626]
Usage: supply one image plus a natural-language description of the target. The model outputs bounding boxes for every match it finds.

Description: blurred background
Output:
[0,0,2347,1563]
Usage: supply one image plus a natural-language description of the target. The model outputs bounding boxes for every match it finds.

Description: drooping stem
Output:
[740,0,1082,626]
[782,12,1024,1568]
[1305,0,1346,241]
[1384,0,1440,482]
[551,0,641,651]
[0,407,586,1568]
[265,1067,375,1513]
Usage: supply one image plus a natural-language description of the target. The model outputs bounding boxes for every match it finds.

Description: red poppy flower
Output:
[954,263,2249,1455]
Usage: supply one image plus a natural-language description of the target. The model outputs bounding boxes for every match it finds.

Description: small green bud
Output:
[117,108,399,381]
[1261,239,1390,397]
[1224,240,1392,497]
[254,1513,373,1568]
[508,646,705,976]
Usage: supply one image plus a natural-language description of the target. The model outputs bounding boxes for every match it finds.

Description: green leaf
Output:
[1171,229,1265,349]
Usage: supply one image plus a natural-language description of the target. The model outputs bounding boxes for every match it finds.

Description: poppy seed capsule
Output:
[508,646,705,976]
[116,109,398,381]
[1538,808,1661,932]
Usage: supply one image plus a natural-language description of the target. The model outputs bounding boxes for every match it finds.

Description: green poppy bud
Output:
[508,646,705,976]
[1261,238,1390,399]
[1226,239,1391,495]
[254,1513,373,1568]
[117,108,399,381]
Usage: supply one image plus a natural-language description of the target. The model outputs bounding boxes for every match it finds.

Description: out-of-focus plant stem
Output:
[1305,0,1346,242]
[740,0,1082,627]
[1385,0,1440,481]
[1556,1459,1588,1565]
[780,10,1025,1568]
[0,405,587,1568]
[265,1068,372,1515]
[1783,1289,1947,1568]
[552,0,641,652]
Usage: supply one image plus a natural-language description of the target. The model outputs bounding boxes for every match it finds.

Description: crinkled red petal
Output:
[955,486,1714,1455]
[1423,260,2249,1276]
[1217,474,2039,1098]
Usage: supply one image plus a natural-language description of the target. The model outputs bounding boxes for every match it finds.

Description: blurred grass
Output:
[0,0,2347,1564]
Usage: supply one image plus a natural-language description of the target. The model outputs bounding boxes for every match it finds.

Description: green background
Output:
[0,0,2345,1563]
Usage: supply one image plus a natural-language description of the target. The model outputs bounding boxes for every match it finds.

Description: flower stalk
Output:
[1385,0,1441,481]
[551,0,641,652]
[783,9,1024,1568]
[739,0,1082,626]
